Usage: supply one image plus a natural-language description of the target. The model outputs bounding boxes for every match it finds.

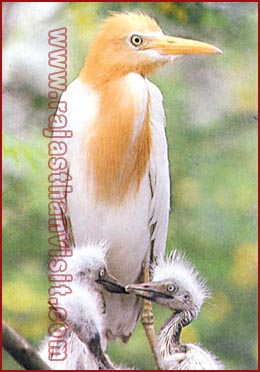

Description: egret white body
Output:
[60,75,169,340]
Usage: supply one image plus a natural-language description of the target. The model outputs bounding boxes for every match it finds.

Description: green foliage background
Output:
[3,2,258,370]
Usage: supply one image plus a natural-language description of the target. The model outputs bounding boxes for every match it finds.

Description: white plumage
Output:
[59,74,170,340]
[39,242,122,370]
[39,289,106,370]
[55,11,221,345]
[152,250,210,310]
[163,343,224,370]
[127,250,224,370]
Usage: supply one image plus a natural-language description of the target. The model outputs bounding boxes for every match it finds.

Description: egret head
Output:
[81,12,222,85]
[127,250,210,313]
[66,242,126,293]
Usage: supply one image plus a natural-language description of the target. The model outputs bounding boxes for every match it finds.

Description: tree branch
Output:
[2,320,51,370]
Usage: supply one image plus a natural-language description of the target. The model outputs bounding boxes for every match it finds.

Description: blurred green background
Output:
[3,2,258,370]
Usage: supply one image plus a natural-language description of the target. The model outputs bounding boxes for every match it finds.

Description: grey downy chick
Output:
[39,240,126,370]
[127,250,224,370]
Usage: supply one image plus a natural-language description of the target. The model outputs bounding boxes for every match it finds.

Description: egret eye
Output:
[167,284,176,293]
[130,34,143,47]
[99,269,106,277]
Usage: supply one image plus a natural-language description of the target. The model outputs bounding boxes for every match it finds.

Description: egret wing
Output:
[147,80,171,261]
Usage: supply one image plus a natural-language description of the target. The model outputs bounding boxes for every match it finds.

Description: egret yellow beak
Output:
[146,34,222,55]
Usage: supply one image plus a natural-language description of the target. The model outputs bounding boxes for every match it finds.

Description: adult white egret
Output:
[57,11,222,355]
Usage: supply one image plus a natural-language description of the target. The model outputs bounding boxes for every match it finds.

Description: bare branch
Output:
[2,320,51,370]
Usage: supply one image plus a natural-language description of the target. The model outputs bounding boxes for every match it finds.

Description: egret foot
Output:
[141,264,160,369]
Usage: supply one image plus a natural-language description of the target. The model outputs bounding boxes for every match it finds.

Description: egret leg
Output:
[141,263,160,369]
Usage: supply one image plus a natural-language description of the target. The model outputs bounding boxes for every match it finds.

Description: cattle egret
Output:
[127,250,224,370]
[58,11,222,358]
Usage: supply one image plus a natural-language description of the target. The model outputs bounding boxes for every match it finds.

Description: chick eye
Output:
[130,34,143,47]
[79,271,85,278]
[99,269,106,277]
[167,284,176,293]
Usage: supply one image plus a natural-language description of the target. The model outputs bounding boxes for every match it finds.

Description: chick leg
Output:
[141,263,160,369]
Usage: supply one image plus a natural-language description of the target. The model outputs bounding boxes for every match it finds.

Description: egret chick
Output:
[127,250,224,370]
[40,242,126,370]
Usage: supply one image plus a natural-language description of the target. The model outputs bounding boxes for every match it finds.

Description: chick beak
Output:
[96,272,126,294]
[147,34,222,56]
[126,282,163,301]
